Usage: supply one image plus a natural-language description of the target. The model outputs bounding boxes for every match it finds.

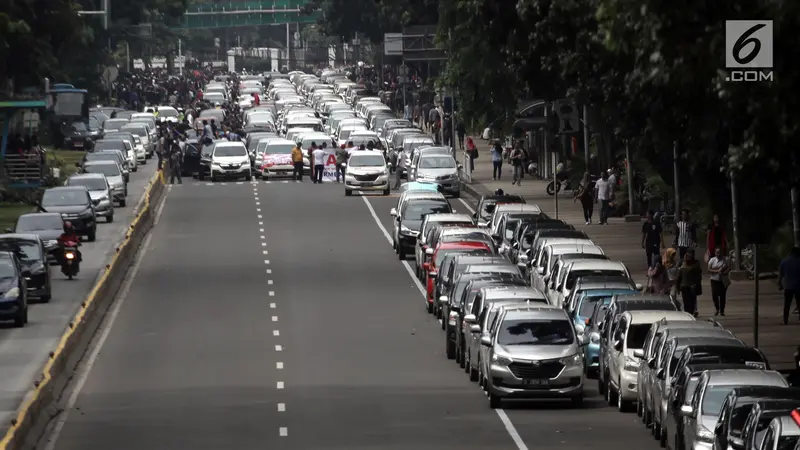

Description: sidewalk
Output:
[459,142,798,370]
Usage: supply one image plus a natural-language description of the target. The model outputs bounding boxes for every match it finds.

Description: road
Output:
[42,179,658,450]
[0,160,158,433]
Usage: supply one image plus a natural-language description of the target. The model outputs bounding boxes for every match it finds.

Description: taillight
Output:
[65,252,75,260]
[792,409,800,426]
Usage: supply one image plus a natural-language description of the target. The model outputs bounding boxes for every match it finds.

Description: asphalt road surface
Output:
[0,161,157,432]
[43,179,658,450]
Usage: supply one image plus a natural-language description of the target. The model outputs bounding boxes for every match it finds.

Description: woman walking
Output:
[466,137,478,172]
[664,248,679,301]
[490,142,503,180]
[573,172,595,224]
[706,214,728,262]
[676,250,703,316]
[707,247,731,316]
[647,254,669,294]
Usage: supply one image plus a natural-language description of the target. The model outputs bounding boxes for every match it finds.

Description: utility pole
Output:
[672,141,680,216]
[625,141,635,217]
[730,171,742,270]
[582,105,590,169]
[791,186,800,245]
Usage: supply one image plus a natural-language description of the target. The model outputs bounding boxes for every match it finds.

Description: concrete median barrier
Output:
[0,171,167,450]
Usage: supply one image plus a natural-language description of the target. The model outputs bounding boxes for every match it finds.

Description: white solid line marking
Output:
[154,186,170,225]
[272,316,278,322]
[275,345,282,351]
[279,427,288,436]
[282,180,289,184]
[270,302,276,308]
[277,403,286,411]
[206,183,213,186]
[276,362,284,369]
[277,381,284,389]
[360,196,528,450]
[458,198,476,214]
[269,291,275,296]
[265,260,270,264]
[221,182,227,185]
[268,280,274,285]
[266,269,272,274]
[273,330,280,336]
[42,233,155,450]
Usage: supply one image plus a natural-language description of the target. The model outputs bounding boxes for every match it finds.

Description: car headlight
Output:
[623,358,640,372]
[559,353,583,366]
[4,287,20,299]
[491,353,513,366]
[696,427,714,443]
[46,240,58,248]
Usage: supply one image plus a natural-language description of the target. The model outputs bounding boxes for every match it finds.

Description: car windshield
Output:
[104,119,128,130]
[435,249,490,267]
[265,144,294,154]
[16,214,62,231]
[442,232,493,245]
[404,201,450,221]
[579,295,613,317]
[566,269,626,289]
[626,324,651,348]
[159,109,178,117]
[84,164,120,177]
[0,239,40,262]
[120,126,146,136]
[71,122,88,131]
[42,190,87,206]
[702,385,742,416]
[419,156,456,169]
[497,319,574,346]
[69,177,106,191]
[95,141,126,151]
[480,202,497,220]
[0,260,15,278]
[214,146,247,157]
[349,155,385,167]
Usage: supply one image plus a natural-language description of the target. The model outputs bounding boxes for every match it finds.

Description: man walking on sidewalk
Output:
[673,209,697,260]
[594,172,612,225]
[510,146,525,186]
[779,246,800,324]
[642,211,664,267]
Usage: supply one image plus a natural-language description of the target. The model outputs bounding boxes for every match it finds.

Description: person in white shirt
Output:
[312,145,326,184]
[594,171,612,225]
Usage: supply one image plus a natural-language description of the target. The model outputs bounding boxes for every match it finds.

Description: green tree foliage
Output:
[440,0,798,242]
[313,0,438,43]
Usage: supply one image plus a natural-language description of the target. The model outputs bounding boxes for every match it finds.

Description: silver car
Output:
[409,154,461,197]
[344,151,390,196]
[481,304,585,408]
[679,370,788,450]
[81,160,127,206]
[65,173,114,222]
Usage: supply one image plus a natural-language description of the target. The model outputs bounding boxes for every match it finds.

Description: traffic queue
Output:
[0,107,158,327]
[187,68,800,449]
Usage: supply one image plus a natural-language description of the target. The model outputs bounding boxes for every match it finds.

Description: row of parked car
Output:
[0,109,153,327]
[383,187,800,450]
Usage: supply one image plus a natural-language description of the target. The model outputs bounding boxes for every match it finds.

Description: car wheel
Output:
[606,380,617,406]
[383,188,390,195]
[40,293,51,303]
[198,171,204,181]
[426,299,432,314]
[571,393,585,407]
[141,158,147,165]
[119,198,126,207]
[452,191,460,198]
[617,381,631,412]
[345,190,352,197]
[87,229,96,242]
[653,420,661,439]
[659,425,666,447]
[637,399,643,418]
[468,354,479,382]
[398,246,405,260]
[245,174,252,181]
[598,377,606,395]
[107,214,114,223]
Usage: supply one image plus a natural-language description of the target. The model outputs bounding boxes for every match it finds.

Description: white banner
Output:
[314,150,339,182]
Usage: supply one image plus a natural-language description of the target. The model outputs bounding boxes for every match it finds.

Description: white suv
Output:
[344,151,390,196]
[209,141,252,182]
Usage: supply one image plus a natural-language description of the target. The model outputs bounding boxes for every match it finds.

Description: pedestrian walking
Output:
[393,147,406,190]
[168,141,183,185]
[778,246,800,324]
[672,209,697,260]
[664,248,679,302]
[312,144,326,184]
[706,214,727,262]
[676,250,703,316]
[707,248,730,316]
[594,172,612,225]
[456,119,466,150]
[291,143,304,181]
[642,210,664,267]
[490,142,503,180]
[466,137,478,172]
[647,254,669,294]
[510,145,525,186]
[573,172,594,224]
[307,142,317,182]
[335,144,349,182]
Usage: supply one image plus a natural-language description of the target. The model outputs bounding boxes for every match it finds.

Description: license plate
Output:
[361,181,374,186]
[524,379,550,385]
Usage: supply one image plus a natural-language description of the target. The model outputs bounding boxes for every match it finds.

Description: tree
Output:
[314,0,438,43]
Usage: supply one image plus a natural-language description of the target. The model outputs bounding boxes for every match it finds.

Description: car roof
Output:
[214,141,246,147]
[46,186,88,192]
[264,139,295,146]
[705,369,787,386]
[546,243,603,254]
[438,242,491,250]
[425,214,472,223]
[19,212,61,219]
[440,227,488,236]
[503,305,568,321]
[84,160,118,166]
[483,286,547,301]
[0,233,40,241]
[625,310,694,324]
[671,336,743,349]
[568,259,628,271]
[495,204,542,214]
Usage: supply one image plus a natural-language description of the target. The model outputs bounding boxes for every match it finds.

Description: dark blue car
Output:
[0,251,29,327]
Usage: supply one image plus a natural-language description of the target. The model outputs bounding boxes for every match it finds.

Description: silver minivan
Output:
[81,161,127,206]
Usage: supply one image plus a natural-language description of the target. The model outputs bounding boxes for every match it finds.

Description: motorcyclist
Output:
[495,188,504,196]
[57,222,82,263]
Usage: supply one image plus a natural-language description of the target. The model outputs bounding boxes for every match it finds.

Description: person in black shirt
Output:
[642,211,665,267]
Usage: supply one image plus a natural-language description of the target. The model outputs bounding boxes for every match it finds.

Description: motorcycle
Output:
[61,241,81,280]
[546,171,572,195]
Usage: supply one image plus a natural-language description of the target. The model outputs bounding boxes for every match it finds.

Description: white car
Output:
[344,151,390,196]
[208,141,252,182]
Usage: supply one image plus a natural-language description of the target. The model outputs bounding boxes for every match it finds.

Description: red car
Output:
[423,241,493,312]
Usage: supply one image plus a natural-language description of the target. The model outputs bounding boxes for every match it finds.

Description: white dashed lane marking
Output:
[279,427,288,436]
[273,330,280,336]
[278,403,286,412]
[270,303,276,308]
[275,345,282,351]
[276,362,284,369]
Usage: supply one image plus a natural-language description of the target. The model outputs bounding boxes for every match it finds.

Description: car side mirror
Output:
[633,349,644,359]
[389,208,397,217]
[656,368,665,379]
[75,162,81,167]
[425,248,433,255]
[464,314,477,324]
[679,405,694,417]
[729,437,745,450]
[480,336,492,347]
[422,262,430,271]
[470,324,481,333]
[613,339,623,351]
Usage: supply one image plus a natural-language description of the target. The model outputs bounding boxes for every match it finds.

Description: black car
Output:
[59,121,95,150]
[9,212,64,264]
[473,194,526,227]
[39,186,97,242]
[0,234,51,302]
[0,251,29,327]
[182,139,202,176]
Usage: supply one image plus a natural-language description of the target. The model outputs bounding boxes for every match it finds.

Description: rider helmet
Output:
[63,221,74,233]
[494,189,504,196]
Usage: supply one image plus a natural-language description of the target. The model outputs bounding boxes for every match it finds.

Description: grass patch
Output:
[47,150,86,178]
[0,203,35,231]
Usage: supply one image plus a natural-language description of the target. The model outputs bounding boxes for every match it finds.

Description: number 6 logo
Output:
[733,24,765,65]
[725,21,773,69]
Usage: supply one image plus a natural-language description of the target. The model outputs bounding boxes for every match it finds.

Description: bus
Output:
[45,86,89,147]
